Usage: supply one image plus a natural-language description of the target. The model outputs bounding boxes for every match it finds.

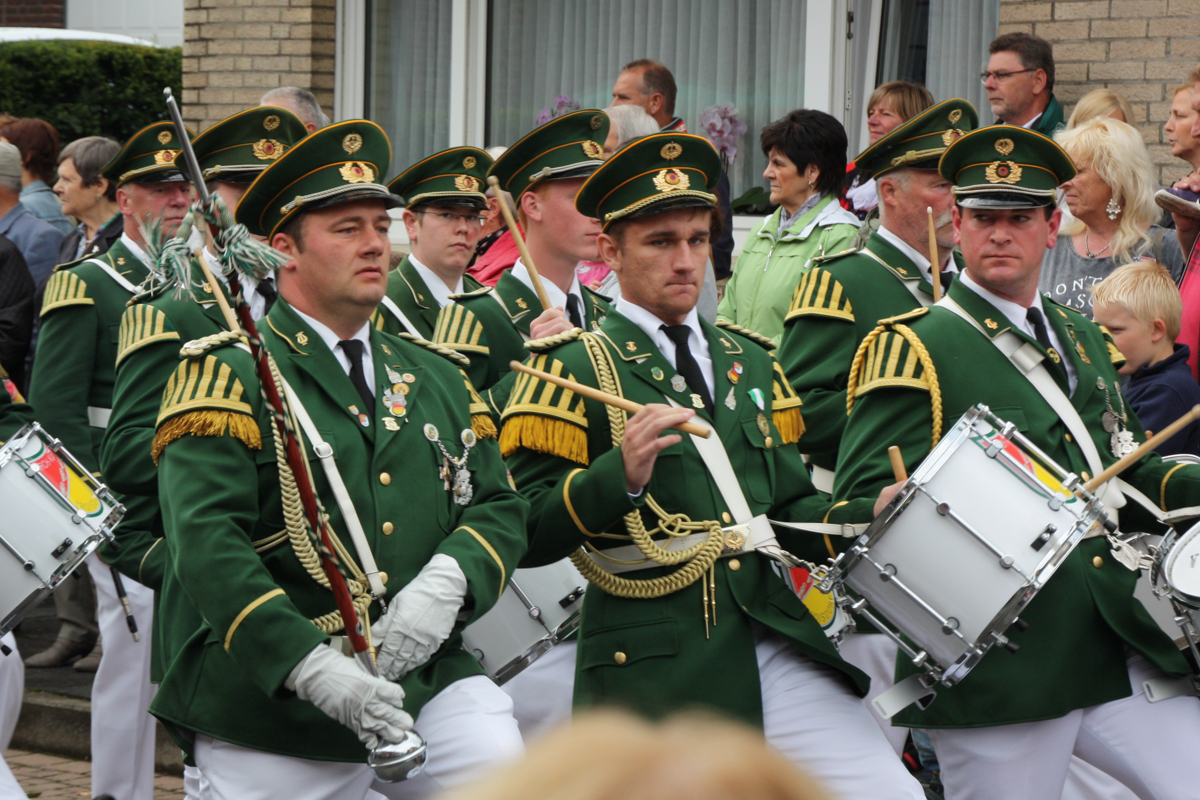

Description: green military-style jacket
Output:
[835,278,1200,728]
[433,267,611,410]
[500,311,877,727]
[778,233,963,475]
[150,298,528,762]
[371,255,483,340]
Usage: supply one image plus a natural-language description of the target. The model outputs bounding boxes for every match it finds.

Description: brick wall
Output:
[181,0,335,133]
[0,1,65,27]
[999,0,1200,185]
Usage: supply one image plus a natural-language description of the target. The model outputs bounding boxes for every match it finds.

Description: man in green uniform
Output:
[27,121,194,800]
[150,119,527,799]
[500,131,923,799]
[835,126,1200,800]
[433,110,612,409]
[373,147,492,339]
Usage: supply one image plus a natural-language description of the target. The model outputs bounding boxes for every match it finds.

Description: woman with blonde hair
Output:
[1067,87,1135,128]
[1039,117,1185,316]
[846,81,936,219]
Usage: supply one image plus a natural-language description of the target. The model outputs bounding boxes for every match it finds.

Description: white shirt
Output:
[510,259,586,320]
[119,232,149,268]
[875,225,959,286]
[208,248,274,322]
[615,297,715,399]
[407,253,462,309]
[958,270,1078,394]
[292,307,375,397]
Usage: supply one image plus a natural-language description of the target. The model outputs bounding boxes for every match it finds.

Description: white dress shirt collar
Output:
[615,297,714,399]
[407,253,462,309]
[292,306,375,395]
[876,225,959,285]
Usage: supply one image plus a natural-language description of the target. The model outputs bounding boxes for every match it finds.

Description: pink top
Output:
[1176,238,1200,380]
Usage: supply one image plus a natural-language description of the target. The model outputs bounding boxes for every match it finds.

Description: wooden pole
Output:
[1085,405,1200,493]
[509,360,711,438]
[927,207,942,304]
[487,175,552,311]
[888,445,908,482]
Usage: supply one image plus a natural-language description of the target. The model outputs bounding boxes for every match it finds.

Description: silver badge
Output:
[724,386,737,410]
[670,374,687,392]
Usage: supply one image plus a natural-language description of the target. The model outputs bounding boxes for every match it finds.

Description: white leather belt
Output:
[810,464,835,493]
[88,406,111,429]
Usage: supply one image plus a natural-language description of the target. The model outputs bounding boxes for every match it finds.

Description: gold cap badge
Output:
[454,175,480,192]
[581,140,604,159]
[343,133,363,155]
[948,109,963,124]
[985,161,1022,184]
[339,161,375,184]
[661,142,683,161]
[590,114,605,130]
[942,129,964,146]
[154,149,178,165]
[652,168,691,193]
[463,155,477,169]
[995,138,1015,156]
[264,115,281,131]
[252,139,285,161]
[157,130,172,145]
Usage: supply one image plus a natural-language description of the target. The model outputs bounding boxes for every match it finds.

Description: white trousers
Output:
[0,633,24,800]
[195,674,523,800]
[757,635,925,799]
[1062,756,1140,800]
[928,653,1200,800]
[837,632,909,755]
[89,553,157,800]
[499,641,576,741]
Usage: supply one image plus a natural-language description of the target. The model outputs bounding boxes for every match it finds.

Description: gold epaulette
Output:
[847,318,943,448]
[152,352,260,463]
[770,360,805,444]
[433,302,488,355]
[785,267,854,323]
[499,353,588,464]
[179,330,245,358]
[397,332,470,367]
[810,246,859,265]
[715,320,776,350]
[1097,324,1126,367]
[458,368,497,439]
[448,284,493,301]
[41,270,93,315]
[526,328,583,350]
[116,304,181,365]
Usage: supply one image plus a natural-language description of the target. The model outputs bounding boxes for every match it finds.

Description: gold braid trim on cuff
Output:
[1162,463,1189,511]
[225,588,285,651]
[822,500,850,558]
[138,538,163,585]
[151,409,262,464]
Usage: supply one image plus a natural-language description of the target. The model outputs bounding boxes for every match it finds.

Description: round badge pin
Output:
[424,424,439,441]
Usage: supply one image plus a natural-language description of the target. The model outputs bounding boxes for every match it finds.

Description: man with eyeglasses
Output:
[376,147,493,340]
[983,32,1064,136]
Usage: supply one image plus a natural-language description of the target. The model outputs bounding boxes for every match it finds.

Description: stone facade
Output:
[999,0,1200,184]
[180,0,335,133]
[0,1,65,27]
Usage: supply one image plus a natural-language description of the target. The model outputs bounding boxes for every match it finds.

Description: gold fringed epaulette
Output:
[847,321,942,448]
[397,332,471,367]
[770,360,805,444]
[41,270,93,316]
[715,319,776,350]
[155,353,259,460]
[499,354,589,464]
[526,328,583,350]
[458,369,497,439]
[151,409,262,464]
[785,267,854,323]
[117,304,181,365]
[433,302,489,355]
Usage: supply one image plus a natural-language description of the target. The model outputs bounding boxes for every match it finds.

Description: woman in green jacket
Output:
[717,110,860,343]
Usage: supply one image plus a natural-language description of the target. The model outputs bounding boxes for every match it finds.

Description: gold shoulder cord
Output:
[568,332,725,600]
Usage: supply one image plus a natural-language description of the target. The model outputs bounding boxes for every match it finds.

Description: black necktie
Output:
[566,294,584,329]
[256,276,277,315]
[339,339,374,423]
[940,270,954,292]
[661,325,713,415]
[1026,306,1068,389]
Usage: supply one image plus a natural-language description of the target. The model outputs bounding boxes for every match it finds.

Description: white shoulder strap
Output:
[380,295,421,336]
[278,376,388,600]
[84,257,139,294]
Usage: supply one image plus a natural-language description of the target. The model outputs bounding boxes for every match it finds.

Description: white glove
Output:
[285,643,413,749]
[372,553,468,681]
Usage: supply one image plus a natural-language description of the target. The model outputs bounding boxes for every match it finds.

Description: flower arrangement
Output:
[535,95,581,126]
[699,102,748,171]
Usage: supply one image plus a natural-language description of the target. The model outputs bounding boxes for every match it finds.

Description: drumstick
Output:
[509,360,710,438]
[1084,405,1200,493]
[487,175,552,311]
[192,245,243,335]
[109,566,139,643]
[888,445,908,482]
[927,207,942,303]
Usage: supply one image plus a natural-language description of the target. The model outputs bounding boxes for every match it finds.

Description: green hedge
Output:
[0,40,182,143]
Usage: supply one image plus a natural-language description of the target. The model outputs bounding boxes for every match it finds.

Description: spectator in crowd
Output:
[1164,67,1200,379]
[1067,88,1135,128]
[1093,261,1200,457]
[0,237,33,388]
[1165,83,1200,175]
[468,145,522,285]
[610,58,736,281]
[0,142,64,289]
[1040,117,1184,315]
[600,103,659,155]
[717,109,860,343]
[985,32,1064,135]
[259,86,329,133]
[54,136,122,263]
[0,119,72,237]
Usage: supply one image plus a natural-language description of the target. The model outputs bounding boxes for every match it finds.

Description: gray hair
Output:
[0,174,20,194]
[604,105,660,149]
[260,86,330,130]
[59,136,121,200]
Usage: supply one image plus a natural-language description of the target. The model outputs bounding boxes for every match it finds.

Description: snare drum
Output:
[832,405,1105,691]
[0,423,122,637]
[462,558,586,684]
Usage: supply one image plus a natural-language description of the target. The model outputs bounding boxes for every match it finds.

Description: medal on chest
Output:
[425,424,477,506]
[382,365,414,418]
[1097,377,1136,458]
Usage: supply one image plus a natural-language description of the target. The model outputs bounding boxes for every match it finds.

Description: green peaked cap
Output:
[939,125,1077,209]
[388,146,494,210]
[488,109,610,200]
[576,132,720,230]
[235,119,399,238]
[187,106,309,184]
[854,98,978,177]
[102,120,194,188]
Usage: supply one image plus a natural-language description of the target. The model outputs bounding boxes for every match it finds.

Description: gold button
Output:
[764,436,774,448]
[614,651,627,665]
[382,522,394,535]
[1081,471,1090,481]
[729,558,741,571]
[1065,433,1073,443]
[379,472,391,485]
[721,511,732,524]
[1093,555,1103,568]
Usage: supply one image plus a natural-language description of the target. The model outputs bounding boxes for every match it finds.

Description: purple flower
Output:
[535,94,581,125]
[700,102,748,167]
[535,107,552,126]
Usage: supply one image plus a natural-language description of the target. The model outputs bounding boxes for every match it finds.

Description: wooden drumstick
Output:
[487,175,552,311]
[888,445,908,482]
[927,207,942,304]
[1085,405,1200,493]
[509,360,711,438]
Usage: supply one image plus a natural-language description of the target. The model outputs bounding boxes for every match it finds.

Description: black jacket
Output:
[0,235,34,388]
